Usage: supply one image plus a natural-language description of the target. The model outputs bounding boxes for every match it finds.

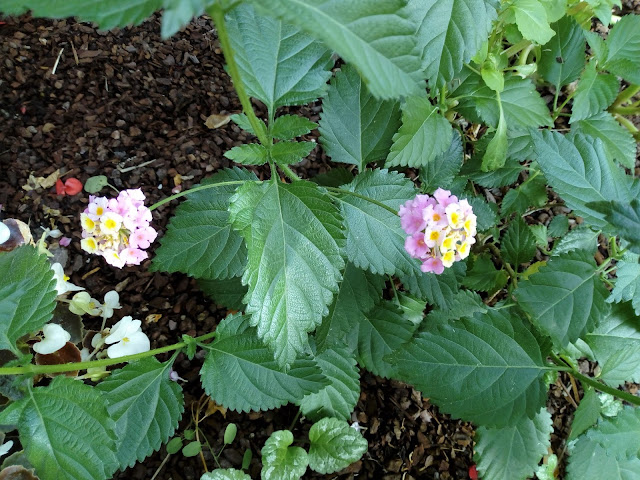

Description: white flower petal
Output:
[106,331,150,358]
[0,223,10,245]
[32,324,71,355]
[0,440,13,457]
[105,317,141,344]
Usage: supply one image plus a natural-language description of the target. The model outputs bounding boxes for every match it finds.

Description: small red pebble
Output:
[20,105,26,114]
[56,178,83,196]
[469,465,478,480]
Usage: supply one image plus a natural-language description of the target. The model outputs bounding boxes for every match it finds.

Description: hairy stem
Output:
[149,180,250,211]
[572,371,640,406]
[0,331,217,376]
[279,164,301,182]
[551,354,640,406]
[208,5,269,147]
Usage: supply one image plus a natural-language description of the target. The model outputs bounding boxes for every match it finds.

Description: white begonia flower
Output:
[32,324,71,355]
[68,291,102,316]
[104,316,150,358]
[0,223,10,245]
[101,290,121,320]
[0,440,13,458]
[51,263,84,296]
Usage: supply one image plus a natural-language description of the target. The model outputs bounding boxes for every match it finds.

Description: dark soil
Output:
[0,6,638,480]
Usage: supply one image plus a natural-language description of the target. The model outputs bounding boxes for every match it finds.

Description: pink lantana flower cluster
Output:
[399,188,477,275]
[80,189,157,268]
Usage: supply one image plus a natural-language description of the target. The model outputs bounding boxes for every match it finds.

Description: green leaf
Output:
[538,16,585,89]
[96,358,184,470]
[514,250,609,347]
[224,423,237,445]
[308,418,367,474]
[588,200,640,254]
[161,0,214,38]
[603,14,640,84]
[198,276,247,311]
[540,0,567,22]
[270,141,316,165]
[399,262,466,308]
[201,469,252,480]
[501,216,538,267]
[246,0,424,100]
[501,173,548,216]
[223,144,269,165]
[531,130,635,229]
[608,253,640,315]
[584,0,621,25]
[6,0,162,30]
[567,439,640,480]
[349,300,417,378]
[84,175,109,194]
[586,301,640,386]
[570,61,619,123]
[465,155,523,188]
[462,254,508,292]
[548,215,569,237]
[261,430,308,480]
[385,96,453,168]
[182,441,201,457]
[200,332,327,412]
[226,3,333,113]
[569,388,600,441]
[271,115,317,141]
[424,290,487,323]
[391,307,548,427]
[337,169,418,277]
[552,225,600,255]
[419,130,464,191]
[411,0,498,86]
[229,180,344,366]
[454,71,552,128]
[152,168,256,280]
[166,437,183,454]
[315,263,384,352]
[15,377,118,480]
[0,246,56,355]
[571,112,637,169]
[586,406,640,459]
[511,0,556,45]
[230,113,264,137]
[474,407,552,480]
[299,346,360,422]
[467,195,500,232]
[481,53,505,93]
[482,107,508,171]
[318,65,401,172]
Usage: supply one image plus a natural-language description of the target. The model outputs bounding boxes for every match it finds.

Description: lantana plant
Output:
[1,1,640,480]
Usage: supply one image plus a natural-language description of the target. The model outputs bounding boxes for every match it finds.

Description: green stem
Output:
[0,331,217,376]
[615,114,640,141]
[324,187,399,216]
[279,164,301,182]
[572,370,640,406]
[609,106,640,116]
[485,242,518,287]
[551,353,640,406]
[149,180,250,211]
[552,89,577,120]
[502,39,531,58]
[209,5,269,147]
[516,43,535,66]
[611,84,640,108]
